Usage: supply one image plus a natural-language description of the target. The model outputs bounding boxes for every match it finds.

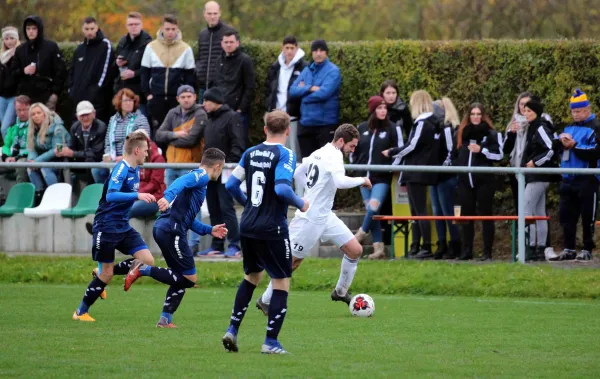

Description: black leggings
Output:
[407,183,431,246]
[459,180,495,253]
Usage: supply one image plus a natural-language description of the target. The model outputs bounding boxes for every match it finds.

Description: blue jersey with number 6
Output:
[238,142,296,240]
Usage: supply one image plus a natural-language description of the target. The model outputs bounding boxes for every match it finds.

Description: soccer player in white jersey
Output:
[257,123,372,312]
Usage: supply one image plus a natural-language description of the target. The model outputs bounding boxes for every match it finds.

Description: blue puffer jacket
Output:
[560,113,600,180]
[289,58,341,127]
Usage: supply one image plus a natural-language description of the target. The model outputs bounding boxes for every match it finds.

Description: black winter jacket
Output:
[454,122,503,187]
[113,31,152,96]
[387,98,412,141]
[202,105,245,163]
[264,58,307,118]
[211,48,256,114]
[388,113,441,185]
[195,21,235,90]
[350,120,399,185]
[68,29,115,109]
[68,119,107,163]
[10,16,66,103]
[504,117,559,183]
[0,55,17,98]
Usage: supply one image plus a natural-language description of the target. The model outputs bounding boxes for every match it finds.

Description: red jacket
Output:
[139,141,166,199]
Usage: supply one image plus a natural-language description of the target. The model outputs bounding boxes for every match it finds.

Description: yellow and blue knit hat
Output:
[570,88,590,109]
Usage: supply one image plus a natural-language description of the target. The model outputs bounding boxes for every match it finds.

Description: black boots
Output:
[414,244,433,259]
[433,241,447,260]
[406,242,420,259]
[457,246,473,260]
[443,240,461,259]
[527,246,547,262]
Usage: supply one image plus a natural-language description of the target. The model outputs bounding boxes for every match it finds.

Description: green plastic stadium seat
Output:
[0,183,36,216]
[61,183,103,218]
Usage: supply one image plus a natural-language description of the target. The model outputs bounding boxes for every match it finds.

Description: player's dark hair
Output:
[201,147,226,167]
[264,110,290,135]
[282,35,297,46]
[124,130,148,155]
[333,123,359,143]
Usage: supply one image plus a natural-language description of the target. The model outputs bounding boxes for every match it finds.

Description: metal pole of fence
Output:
[517,171,526,264]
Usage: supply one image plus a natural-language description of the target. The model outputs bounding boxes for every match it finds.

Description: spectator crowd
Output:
[0,1,597,262]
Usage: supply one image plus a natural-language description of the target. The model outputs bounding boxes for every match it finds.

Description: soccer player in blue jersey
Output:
[72,130,157,322]
[124,148,229,328]
[222,110,309,354]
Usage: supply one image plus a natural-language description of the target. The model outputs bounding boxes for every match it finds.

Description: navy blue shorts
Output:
[241,236,292,279]
[152,226,196,275]
[92,228,148,263]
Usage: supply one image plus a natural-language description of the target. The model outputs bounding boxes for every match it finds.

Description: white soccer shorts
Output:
[289,213,354,259]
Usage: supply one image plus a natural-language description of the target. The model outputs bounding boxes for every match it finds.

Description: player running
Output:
[72,130,157,322]
[123,148,229,328]
[256,124,371,314]
[221,110,309,354]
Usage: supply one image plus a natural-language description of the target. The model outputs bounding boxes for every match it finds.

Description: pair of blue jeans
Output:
[28,168,60,191]
[165,168,204,250]
[91,168,110,184]
[0,96,16,139]
[360,183,390,243]
[429,176,460,243]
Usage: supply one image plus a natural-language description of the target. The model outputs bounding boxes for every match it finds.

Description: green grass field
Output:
[1,283,600,378]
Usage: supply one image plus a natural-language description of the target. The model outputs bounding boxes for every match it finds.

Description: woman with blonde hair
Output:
[0,26,20,138]
[429,97,462,259]
[26,102,70,195]
[383,90,440,259]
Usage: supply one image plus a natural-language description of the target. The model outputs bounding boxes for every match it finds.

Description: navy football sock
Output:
[266,289,288,342]
[229,279,256,332]
[162,285,186,317]
[113,258,135,275]
[142,266,190,286]
[77,276,107,315]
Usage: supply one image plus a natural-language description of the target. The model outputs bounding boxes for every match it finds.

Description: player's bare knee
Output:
[342,239,363,259]
[184,274,197,284]
[368,199,381,212]
[292,257,303,271]
[272,277,290,292]
[133,249,154,265]
[245,272,262,286]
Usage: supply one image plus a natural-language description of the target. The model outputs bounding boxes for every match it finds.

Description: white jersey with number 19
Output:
[295,143,364,224]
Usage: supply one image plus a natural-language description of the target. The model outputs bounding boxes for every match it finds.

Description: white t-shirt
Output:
[295,143,363,224]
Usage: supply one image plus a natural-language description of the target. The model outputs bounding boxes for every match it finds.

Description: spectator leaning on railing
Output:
[0,95,30,183]
[93,88,150,184]
[454,102,503,261]
[383,90,440,260]
[26,102,70,199]
[429,97,462,259]
[56,101,107,184]
[0,26,20,139]
[551,89,600,262]
[352,96,399,260]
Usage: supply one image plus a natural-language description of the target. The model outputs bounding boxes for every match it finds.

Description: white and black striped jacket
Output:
[454,122,504,188]
[350,120,400,184]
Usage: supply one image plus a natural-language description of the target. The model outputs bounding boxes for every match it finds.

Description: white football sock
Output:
[335,254,359,296]
[261,280,274,304]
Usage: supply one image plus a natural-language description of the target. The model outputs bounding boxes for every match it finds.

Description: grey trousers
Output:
[524,181,549,247]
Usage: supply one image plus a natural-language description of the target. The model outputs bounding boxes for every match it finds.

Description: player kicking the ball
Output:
[222,110,309,354]
[124,148,229,328]
[257,124,371,314]
[72,130,156,322]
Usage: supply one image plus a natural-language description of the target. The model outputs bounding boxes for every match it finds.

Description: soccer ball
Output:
[349,294,375,317]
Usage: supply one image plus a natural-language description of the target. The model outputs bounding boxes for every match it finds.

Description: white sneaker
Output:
[544,247,558,261]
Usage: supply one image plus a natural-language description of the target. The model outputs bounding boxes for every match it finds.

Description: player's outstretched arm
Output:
[332,171,369,189]
[190,219,214,236]
[162,170,210,205]
[105,161,145,203]
[225,165,247,205]
[274,183,308,211]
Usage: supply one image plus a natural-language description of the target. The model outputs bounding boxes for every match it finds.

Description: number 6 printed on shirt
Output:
[251,171,266,207]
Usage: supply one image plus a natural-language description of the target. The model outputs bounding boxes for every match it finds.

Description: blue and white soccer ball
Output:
[349,294,375,317]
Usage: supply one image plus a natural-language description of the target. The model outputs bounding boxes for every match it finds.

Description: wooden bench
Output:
[373,215,550,262]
